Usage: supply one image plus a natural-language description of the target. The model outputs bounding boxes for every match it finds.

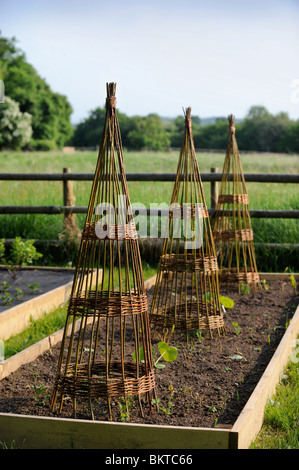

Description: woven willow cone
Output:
[212,114,260,290]
[51,83,156,421]
[150,108,225,338]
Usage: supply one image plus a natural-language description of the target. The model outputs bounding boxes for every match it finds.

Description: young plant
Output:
[31,366,50,406]
[27,282,41,294]
[33,381,50,406]
[240,282,250,295]
[133,341,178,370]
[261,279,269,291]
[118,396,134,423]
[7,237,42,279]
[1,292,13,306]
[14,288,25,300]
[232,321,241,336]
[219,295,234,309]
[289,274,297,295]
[152,384,175,415]
[0,281,10,292]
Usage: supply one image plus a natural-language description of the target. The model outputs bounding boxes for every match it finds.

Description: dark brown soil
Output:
[0,268,74,313]
[0,279,298,429]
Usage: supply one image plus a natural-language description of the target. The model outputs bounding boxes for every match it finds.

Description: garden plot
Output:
[0,267,75,340]
[0,274,298,449]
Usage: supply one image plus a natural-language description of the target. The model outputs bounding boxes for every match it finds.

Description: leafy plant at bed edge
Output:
[1,237,42,279]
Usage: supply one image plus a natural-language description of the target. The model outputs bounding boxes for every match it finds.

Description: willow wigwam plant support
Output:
[51,83,156,421]
[212,114,260,291]
[150,107,225,339]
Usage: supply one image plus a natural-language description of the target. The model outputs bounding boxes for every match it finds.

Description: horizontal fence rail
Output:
[1,170,298,220]
[0,169,298,252]
[1,172,299,183]
[0,206,298,219]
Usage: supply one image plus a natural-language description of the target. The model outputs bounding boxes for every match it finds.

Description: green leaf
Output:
[229,354,243,361]
[219,295,234,309]
[155,363,166,369]
[157,342,178,363]
[132,346,145,363]
[290,274,296,290]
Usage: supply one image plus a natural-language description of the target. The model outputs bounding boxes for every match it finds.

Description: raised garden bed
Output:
[0,273,298,449]
[0,266,75,341]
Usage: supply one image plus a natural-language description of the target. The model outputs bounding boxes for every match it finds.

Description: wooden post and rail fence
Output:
[0,168,298,249]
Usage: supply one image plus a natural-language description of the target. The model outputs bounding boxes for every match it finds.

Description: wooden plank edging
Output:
[0,273,298,448]
[231,303,299,448]
[0,281,74,341]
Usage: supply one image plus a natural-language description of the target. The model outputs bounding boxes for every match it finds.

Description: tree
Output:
[275,121,299,153]
[193,121,229,150]
[0,95,32,149]
[0,34,73,148]
[127,114,170,150]
[71,107,106,147]
[237,106,292,151]
[168,115,201,148]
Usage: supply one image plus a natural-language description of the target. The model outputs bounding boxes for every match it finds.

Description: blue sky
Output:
[1,0,299,124]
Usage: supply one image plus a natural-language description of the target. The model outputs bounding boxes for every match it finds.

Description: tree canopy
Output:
[0,96,32,149]
[1,34,298,153]
[0,34,73,149]
[71,104,299,153]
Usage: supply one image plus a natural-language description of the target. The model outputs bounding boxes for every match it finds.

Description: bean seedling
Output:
[133,341,178,370]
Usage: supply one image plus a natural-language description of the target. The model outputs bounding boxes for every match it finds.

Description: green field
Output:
[0,149,298,271]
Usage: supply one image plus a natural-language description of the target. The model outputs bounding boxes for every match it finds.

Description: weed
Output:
[261,279,269,291]
[232,321,241,336]
[31,367,50,406]
[240,282,250,295]
[207,405,217,413]
[118,396,134,422]
[268,334,271,345]
[152,385,175,415]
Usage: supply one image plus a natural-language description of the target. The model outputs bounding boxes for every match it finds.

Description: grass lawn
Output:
[0,149,298,270]
[250,341,299,449]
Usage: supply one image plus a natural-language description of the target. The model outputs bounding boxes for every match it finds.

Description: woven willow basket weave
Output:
[51,83,156,421]
[212,115,260,291]
[150,107,225,338]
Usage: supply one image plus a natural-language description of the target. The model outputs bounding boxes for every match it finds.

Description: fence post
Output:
[210,167,218,210]
[63,167,77,233]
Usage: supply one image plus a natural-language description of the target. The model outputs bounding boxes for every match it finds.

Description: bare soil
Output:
[0,268,74,313]
[0,279,298,429]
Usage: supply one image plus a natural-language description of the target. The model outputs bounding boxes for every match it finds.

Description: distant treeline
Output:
[1,34,298,153]
[71,106,299,154]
